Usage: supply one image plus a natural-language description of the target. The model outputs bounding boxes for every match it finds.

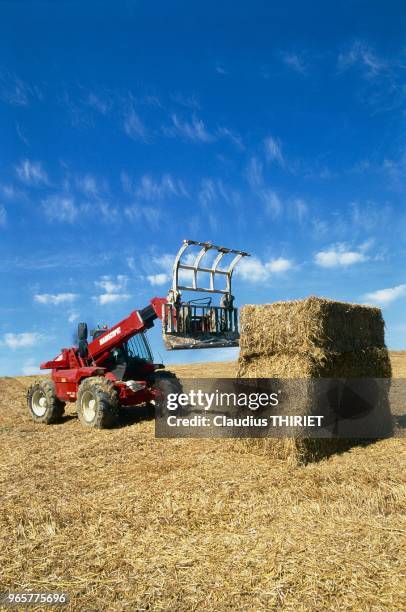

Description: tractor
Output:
[27,240,249,428]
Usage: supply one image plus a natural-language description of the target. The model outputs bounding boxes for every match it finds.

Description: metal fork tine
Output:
[211,251,225,291]
[172,239,250,295]
[194,245,209,290]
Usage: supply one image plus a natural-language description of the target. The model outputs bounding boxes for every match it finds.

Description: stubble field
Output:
[0,355,405,610]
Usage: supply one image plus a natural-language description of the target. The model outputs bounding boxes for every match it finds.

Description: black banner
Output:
[155,378,405,439]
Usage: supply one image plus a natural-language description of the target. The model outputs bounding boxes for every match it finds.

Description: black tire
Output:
[27,379,65,424]
[151,371,182,412]
[77,377,119,429]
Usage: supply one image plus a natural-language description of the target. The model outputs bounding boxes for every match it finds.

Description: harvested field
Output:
[0,355,405,610]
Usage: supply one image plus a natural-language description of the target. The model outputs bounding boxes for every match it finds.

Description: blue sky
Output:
[0,1,405,375]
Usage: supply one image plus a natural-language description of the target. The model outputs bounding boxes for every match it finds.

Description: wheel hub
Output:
[81,391,97,422]
[31,390,47,417]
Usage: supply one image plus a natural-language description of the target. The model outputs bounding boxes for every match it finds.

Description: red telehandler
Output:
[27,240,249,428]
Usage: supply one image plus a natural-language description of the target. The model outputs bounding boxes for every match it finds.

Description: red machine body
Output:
[29,240,250,428]
[41,297,167,405]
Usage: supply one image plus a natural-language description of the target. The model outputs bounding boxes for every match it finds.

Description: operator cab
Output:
[106,333,154,381]
[78,322,155,381]
[124,334,153,363]
[90,325,152,363]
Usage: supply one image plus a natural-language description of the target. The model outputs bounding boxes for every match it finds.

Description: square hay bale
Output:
[239,297,386,359]
[237,297,391,379]
[236,297,392,462]
[237,348,392,379]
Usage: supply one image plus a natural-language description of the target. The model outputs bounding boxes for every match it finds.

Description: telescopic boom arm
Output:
[40,297,167,370]
[40,239,250,369]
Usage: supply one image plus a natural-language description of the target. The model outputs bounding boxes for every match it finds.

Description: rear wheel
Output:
[27,380,65,424]
[77,377,119,429]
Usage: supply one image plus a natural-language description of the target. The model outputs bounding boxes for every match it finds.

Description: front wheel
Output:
[151,371,182,411]
[77,377,119,428]
[27,380,65,424]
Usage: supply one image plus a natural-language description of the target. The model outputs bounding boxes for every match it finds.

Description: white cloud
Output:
[245,157,264,189]
[124,204,162,228]
[294,198,308,222]
[96,293,131,305]
[3,332,43,350]
[216,127,244,149]
[120,172,132,193]
[123,108,147,141]
[244,158,284,217]
[95,201,119,223]
[145,253,175,287]
[262,190,282,217]
[0,183,18,200]
[95,275,128,294]
[34,293,78,305]
[350,202,392,234]
[16,122,29,146]
[198,178,233,210]
[164,113,242,148]
[267,257,292,273]
[338,41,386,78]
[165,114,214,142]
[93,275,130,305]
[383,158,403,181]
[16,159,48,185]
[315,244,368,268]
[264,136,284,166]
[237,256,293,282]
[42,195,78,223]
[190,179,223,229]
[172,92,201,110]
[127,257,136,271]
[124,205,142,222]
[364,284,406,306]
[246,156,286,218]
[68,312,79,323]
[76,174,100,197]
[0,204,6,226]
[282,53,306,74]
[85,93,112,114]
[0,70,34,106]
[41,184,116,224]
[152,254,175,273]
[147,273,170,286]
[127,173,188,201]
[198,179,215,208]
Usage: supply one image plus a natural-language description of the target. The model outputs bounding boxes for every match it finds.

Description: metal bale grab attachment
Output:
[163,239,250,350]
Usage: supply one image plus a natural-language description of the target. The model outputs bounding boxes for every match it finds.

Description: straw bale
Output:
[237,348,392,379]
[236,298,393,460]
[239,297,386,358]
